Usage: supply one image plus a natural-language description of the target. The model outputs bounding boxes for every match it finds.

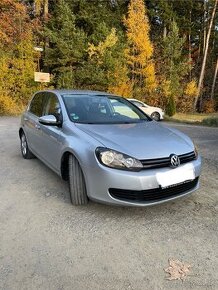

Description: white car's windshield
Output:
[62,94,150,124]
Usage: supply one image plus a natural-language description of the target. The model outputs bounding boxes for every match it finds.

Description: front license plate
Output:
[156,163,195,188]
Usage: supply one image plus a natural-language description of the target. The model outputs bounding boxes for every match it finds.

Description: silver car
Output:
[19,90,201,206]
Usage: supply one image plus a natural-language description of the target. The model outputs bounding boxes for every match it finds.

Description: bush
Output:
[202,99,215,113]
[177,95,195,113]
[177,79,198,113]
[202,117,218,127]
[166,96,176,116]
[0,95,22,116]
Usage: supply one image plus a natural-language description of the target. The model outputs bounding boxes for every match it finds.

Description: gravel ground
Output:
[0,117,217,290]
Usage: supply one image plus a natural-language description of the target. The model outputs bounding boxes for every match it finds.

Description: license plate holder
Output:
[156,163,195,188]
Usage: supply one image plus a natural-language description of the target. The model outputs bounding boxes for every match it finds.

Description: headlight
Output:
[96,147,143,171]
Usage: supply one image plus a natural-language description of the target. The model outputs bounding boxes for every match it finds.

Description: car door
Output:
[23,92,45,155]
[38,92,63,172]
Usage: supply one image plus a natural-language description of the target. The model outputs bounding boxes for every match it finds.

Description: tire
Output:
[20,132,35,159]
[68,154,88,205]
[151,112,161,121]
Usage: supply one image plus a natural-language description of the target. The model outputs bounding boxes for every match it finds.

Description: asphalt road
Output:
[0,117,218,290]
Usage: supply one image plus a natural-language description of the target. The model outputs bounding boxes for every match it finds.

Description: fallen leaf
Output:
[164,258,191,281]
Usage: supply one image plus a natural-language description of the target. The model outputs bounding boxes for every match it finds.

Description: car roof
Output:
[37,89,117,96]
[128,98,143,101]
[128,98,145,103]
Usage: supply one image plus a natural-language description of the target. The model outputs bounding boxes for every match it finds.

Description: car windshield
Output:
[62,94,151,124]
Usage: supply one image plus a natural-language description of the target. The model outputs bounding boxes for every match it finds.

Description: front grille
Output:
[140,151,196,169]
[109,177,199,203]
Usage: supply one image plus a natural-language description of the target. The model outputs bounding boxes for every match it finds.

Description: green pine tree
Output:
[45,0,87,88]
[159,21,189,111]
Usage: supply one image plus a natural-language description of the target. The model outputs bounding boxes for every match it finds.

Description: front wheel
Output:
[151,112,161,121]
[69,155,88,205]
[20,132,35,159]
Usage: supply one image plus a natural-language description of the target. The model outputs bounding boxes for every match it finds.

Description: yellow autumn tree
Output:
[87,28,132,95]
[88,28,118,63]
[124,0,157,97]
[184,80,198,97]
[0,35,41,115]
[177,79,198,113]
[0,0,41,115]
[108,64,133,97]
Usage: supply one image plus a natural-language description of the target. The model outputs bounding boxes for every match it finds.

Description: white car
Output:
[128,98,164,121]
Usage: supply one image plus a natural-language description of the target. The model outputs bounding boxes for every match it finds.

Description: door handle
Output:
[24,117,28,121]
[35,124,41,130]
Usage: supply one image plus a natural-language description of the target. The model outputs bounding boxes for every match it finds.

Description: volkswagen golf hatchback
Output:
[19,90,201,206]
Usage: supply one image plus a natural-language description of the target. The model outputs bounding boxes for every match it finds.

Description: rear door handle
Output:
[35,124,41,130]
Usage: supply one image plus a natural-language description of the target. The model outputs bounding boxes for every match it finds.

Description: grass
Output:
[165,112,218,127]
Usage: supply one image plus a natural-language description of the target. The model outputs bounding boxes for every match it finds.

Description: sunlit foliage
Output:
[0,0,40,115]
[124,0,157,97]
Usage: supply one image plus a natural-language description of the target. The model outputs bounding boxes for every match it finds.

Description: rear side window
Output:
[132,101,143,107]
[44,93,61,117]
[29,93,44,116]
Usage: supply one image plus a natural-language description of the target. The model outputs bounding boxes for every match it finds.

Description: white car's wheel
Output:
[69,154,88,205]
[151,112,161,121]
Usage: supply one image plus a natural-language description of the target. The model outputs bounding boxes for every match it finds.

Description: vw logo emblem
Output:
[170,154,180,168]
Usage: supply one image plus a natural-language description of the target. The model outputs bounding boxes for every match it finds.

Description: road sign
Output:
[34,72,50,83]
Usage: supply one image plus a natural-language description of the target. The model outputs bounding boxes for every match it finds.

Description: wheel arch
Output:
[19,128,24,139]
[61,151,71,181]
[61,150,85,181]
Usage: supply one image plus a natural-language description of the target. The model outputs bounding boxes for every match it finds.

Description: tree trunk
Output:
[211,58,218,99]
[188,10,192,80]
[163,25,167,39]
[44,0,48,19]
[203,0,207,54]
[194,0,218,110]
[34,0,48,17]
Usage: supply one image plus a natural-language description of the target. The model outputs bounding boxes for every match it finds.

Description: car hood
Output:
[76,121,194,159]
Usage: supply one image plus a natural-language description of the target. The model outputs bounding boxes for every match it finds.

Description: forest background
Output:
[0,0,217,116]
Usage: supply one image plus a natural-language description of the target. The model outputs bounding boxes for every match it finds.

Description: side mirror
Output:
[39,115,61,126]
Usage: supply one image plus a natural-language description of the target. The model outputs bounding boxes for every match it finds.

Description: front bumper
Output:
[160,111,165,120]
[83,156,201,206]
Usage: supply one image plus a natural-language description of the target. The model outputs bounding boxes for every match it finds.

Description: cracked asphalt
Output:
[0,117,218,290]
